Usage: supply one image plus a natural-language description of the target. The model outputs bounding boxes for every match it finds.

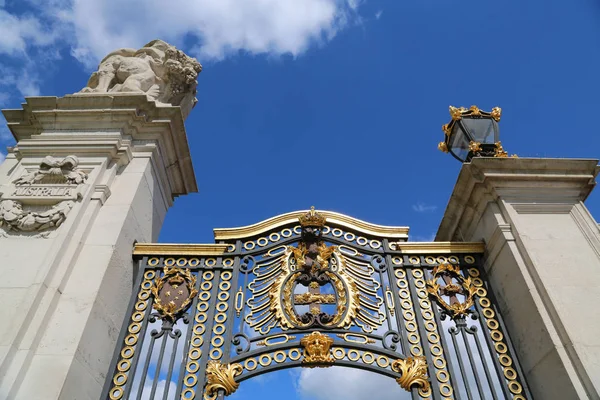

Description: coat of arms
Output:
[245,207,384,334]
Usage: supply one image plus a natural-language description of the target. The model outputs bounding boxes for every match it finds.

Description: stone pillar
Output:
[0,94,197,399]
[436,157,600,399]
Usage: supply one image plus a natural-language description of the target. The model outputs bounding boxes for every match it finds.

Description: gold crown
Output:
[299,206,326,227]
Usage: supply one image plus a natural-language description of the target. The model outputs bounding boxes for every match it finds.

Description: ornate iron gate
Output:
[101,208,532,400]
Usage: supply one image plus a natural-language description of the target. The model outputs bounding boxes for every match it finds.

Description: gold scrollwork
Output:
[247,243,383,335]
[426,263,476,319]
[300,332,334,367]
[391,356,431,392]
[204,360,243,398]
[150,267,198,322]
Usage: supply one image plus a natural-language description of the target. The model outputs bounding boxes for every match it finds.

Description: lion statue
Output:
[77,40,202,119]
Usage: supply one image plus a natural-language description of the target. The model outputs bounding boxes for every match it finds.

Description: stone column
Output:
[436,157,600,399]
[0,94,197,399]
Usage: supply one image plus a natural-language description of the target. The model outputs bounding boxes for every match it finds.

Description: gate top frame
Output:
[103,208,531,400]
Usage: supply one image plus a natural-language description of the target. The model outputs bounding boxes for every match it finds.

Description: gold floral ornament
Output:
[205,361,243,398]
[150,267,198,322]
[449,105,467,120]
[494,141,508,158]
[469,105,481,116]
[494,141,518,158]
[491,106,502,121]
[426,263,476,319]
[300,331,334,367]
[391,356,431,392]
[469,141,482,152]
[438,141,449,153]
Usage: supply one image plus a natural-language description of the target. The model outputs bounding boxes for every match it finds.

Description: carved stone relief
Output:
[0,155,88,236]
[0,200,74,232]
[13,155,87,185]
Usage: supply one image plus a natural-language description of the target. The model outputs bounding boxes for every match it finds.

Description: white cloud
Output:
[412,202,437,213]
[68,0,363,66]
[1,0,363,67]
[375,10,383,19]
[138,377,176,400]
[0,9,57,55]
[296,366,410,400]
[0,0,367,105]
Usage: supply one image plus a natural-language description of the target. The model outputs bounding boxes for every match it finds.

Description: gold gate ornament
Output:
[300,331,334,366]
[150,266,198,322]
[205,361,243,398]
[102,209,532,400]
[391,356,431,392]
[426,263,476,319]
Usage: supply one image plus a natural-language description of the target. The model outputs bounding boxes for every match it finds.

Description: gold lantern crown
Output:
[299,206,326,227]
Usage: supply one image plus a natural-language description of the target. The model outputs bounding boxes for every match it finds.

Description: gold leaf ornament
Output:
[205,361,243,397]
[391,356,431,392]
[426,263,476,319]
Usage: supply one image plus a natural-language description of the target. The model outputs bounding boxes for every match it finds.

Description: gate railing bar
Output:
[99,258,147,400]
[406,270,444,400]
[468,326,499,400]
[459,326,486,399]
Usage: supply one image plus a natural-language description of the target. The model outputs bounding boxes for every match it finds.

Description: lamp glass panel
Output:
[462,118,498,143]
[448,123,469,161]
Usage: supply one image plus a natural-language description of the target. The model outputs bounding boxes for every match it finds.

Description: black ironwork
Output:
[101,211,532,400]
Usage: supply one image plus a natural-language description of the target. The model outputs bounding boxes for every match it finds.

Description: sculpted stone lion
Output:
[77,40,202,118]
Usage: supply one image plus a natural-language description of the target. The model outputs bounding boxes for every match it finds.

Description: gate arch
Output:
[102,208,532,400]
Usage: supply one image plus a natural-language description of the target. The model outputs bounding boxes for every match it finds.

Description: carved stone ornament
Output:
[150,267,198,322]
[391,356,431,392]
[0,199,74,232]
[13,155,87,185]
[426,263,476,320]
[0,156,87,236]
[300,331,334,367]
[77,39,202,116]
[204,360,243,398]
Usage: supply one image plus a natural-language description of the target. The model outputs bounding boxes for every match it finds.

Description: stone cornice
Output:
[2,94,197,197]
[436,158,600,241]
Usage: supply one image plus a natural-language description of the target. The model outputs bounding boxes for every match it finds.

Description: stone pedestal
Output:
[436,158,600,399]
[0,95,197,399]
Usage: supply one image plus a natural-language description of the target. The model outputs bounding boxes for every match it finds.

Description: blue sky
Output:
[2,0,600,398]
